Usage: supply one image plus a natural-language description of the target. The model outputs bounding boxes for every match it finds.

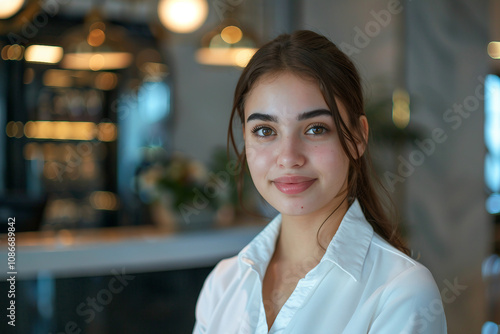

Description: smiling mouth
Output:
[272,177,316,195]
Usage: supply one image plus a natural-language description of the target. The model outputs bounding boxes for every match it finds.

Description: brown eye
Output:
[252,126,275,137]
[261,128,273,136]
[307,126,326,135]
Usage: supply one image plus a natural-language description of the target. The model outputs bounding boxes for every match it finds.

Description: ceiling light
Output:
[0,0,24,19]
[158,0,208,33]
[25,45,63,64]
[196,21,258,68]
[61,9,133,71]
[488,41,500,59]
[62,52,132,71]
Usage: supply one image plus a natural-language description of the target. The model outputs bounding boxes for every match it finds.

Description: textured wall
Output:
[405,1,491,332]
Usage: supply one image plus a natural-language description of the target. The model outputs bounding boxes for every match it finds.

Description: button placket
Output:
[269,261,333,333]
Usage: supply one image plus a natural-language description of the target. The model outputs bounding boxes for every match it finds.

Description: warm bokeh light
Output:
[24,121,96,141]
[221,26,243,44]
[62,52,133,71]
[81,159,97,179]
[235,49,255,67]
[23,121,36,138]
[43,69,73,87]
[1,45,8,60]
[16,121,118,141]
[392,88,410,129]
[94,72,118,90]
[89,21,106,32]
[8,44,23,60]
[42,143,57,161]
[90,191,119,210]
[87,29,106,47]
[1,44,24,60]
[0,0,24,19]
[89,53,105,71]
[25,142,98,163]
[43,161,58,180]
[488,41,500,59]
[5,121,15,137]
[196,47,257,67]
[24,67,35,84]
[97,122,118,142]
[6,121,23,138]
[25,45,63,64]
[158,0,208,33]
[23,142,40,160]
[57,229,76,246]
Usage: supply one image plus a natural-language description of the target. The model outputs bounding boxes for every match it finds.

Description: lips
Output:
[272,176,316,195]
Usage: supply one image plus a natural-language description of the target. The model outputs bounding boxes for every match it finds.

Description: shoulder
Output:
[204,255,240,292]
[364,235,447,332]
[199,254,240,302]
[370,234,431,276]
[367,233,442,308]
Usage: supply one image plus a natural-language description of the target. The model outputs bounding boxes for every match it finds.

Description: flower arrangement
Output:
[136,148,247,229]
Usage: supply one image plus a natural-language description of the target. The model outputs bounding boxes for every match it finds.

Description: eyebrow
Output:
[246,113,278,123]
[246,109,332,123]
[297,109,332,121]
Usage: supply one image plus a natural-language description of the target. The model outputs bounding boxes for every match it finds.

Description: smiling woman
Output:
[243,73,354,221]
[193,30,447,334]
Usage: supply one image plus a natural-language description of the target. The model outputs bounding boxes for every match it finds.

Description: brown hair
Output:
[228,30,409,255]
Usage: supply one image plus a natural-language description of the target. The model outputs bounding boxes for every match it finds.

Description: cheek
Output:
[311,145,349,173]
[245,140,273,178]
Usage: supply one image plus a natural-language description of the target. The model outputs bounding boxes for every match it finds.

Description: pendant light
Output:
[157,0,208,34]
[60,9,133,71]
[0,0,24,19]
[195,19,258,68]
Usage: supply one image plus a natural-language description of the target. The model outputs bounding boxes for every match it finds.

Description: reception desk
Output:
[0,223,265,280]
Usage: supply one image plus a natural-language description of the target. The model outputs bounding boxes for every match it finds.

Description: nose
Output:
[277,135,305,169]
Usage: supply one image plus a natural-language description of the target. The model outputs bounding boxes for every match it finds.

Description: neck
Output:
[275,197,349,266]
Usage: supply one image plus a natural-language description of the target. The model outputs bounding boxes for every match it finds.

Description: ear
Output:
[356,115,369,158]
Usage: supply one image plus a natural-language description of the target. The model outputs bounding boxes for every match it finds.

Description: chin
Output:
[269,198,319,217]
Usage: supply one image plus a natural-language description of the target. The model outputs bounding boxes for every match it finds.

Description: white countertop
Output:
[0,224,265,280]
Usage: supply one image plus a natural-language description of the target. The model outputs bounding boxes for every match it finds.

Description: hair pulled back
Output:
[228,30,409,255]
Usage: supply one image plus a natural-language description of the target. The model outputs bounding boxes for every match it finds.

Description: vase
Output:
[150,202,178,233]
[150,202,216,232]
[174,207,216,231]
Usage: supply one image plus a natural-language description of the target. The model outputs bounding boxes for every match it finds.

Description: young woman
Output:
[193,30,447,333]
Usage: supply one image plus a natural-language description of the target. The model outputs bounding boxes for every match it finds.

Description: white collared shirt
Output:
[193,200,447,333]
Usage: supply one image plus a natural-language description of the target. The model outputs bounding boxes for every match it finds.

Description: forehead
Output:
[244,72,349,121]
[244,72,327,115]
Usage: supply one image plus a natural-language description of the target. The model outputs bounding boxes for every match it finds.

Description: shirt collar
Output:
[238,213,282,279]
[237,199,373,282]
[322,199,373,282]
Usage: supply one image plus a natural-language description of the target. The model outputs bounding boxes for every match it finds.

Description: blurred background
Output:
[0,0,499,333]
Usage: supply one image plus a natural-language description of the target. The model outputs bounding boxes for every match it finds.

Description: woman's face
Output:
[244,72,352,217]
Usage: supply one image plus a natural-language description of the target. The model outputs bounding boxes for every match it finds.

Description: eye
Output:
[306,125,328,135]
[252,126,275,137]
